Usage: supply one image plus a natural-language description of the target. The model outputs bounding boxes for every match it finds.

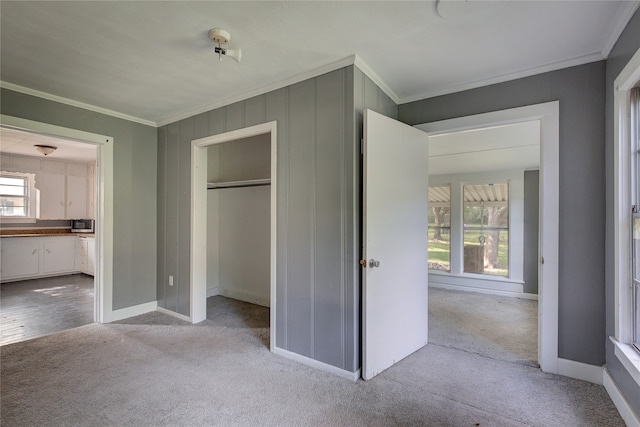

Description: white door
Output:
[362,109,429,380]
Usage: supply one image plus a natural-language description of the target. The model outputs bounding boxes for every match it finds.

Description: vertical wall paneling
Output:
[209,108,225,136]
[266,88,290,349]
[245,96,266,127]
[314,70,345,367]
[343,66,358,371]
[226,102,245,132]
[287,79,315,358]
[157,66,395,374]
[177,118,194,315]
[165,122,181,312]
[157,126,168,307]
[193,112,210,140]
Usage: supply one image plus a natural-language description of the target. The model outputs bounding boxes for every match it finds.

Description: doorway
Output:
[190,121,277,351]
[0,114,113,324]
[415,101,560,374]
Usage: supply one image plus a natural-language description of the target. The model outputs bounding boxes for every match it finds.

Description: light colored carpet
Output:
[1,296,623,426]
[429,286,538,367]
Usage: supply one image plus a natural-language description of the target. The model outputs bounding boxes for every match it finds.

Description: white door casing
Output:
[362,109,430,380]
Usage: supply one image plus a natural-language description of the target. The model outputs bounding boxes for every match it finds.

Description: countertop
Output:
[0,229,94,238]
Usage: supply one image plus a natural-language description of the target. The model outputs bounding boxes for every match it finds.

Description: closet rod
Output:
[207,178,271,190]
[207,183,270,190]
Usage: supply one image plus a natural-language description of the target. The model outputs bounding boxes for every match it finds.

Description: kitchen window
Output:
[0,172,37,219]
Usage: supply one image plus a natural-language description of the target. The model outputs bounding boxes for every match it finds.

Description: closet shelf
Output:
[207,178,271,189]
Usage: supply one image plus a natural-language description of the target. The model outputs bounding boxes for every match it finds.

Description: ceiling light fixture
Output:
[34,145,57,156]
[208,28,242,63]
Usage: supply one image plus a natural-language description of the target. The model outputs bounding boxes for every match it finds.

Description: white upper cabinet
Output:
[2,154,93,220]
[66,175,87,218]
[39,173,66,219]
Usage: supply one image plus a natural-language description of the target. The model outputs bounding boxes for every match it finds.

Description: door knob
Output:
[369,259,380,268]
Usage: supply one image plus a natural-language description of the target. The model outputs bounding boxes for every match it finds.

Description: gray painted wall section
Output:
[1,88,158,310]
[399,61,607,365]
[157,67,365,372]
[523,170,539,295]
[605,8,640,416]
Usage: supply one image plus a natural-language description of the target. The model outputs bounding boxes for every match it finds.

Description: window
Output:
[0,172,37,219]
[428,185,450,271]
[463,183,509,277]
[613,47,640,387]
[0,174,29,217]
[632,86,639,350]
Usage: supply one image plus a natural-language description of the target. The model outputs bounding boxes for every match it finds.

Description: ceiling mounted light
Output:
[34,145,57,156]
[208,28,242,63]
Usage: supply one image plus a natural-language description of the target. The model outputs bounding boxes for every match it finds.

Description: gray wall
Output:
[605,8,640,416]
[1,88,158,310]
[399,61,607,366]
[158,66,366,372]
[523,170,539,295]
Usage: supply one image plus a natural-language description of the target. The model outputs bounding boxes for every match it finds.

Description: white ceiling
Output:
[0,1,638,127]
[425,120,540,176]
[0,127,97,163]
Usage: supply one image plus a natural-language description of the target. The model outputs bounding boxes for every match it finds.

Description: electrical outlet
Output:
[169,275,174,286]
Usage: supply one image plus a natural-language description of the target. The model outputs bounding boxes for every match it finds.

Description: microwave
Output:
[71,219,94,233]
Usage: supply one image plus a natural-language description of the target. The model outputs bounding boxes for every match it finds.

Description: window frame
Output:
[428,170,525,291]
[428,184,452,272]
[612,47,640,387]
[0,171,38,222]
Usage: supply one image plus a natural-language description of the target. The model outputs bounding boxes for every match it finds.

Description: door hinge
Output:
[540,256,545,265]
[633,205,638,214]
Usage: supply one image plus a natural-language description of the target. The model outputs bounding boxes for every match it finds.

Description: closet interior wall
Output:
[206,134,271,307]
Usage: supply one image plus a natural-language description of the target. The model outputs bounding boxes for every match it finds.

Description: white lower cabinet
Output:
[43,238,76,273]
[1,239,40,279]
[1,236,80,281]
[75,236,95,276]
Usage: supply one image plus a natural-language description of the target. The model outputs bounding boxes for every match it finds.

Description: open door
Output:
[362,109,429,380]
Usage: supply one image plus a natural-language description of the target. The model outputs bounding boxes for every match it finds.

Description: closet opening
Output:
[190,122,277,351]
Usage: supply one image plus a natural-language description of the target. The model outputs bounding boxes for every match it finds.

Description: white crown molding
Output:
[156,55,359,127]
[0,81,156,127]
[353,54,400,104]
[601,1,640,58]
[399,52,605,105]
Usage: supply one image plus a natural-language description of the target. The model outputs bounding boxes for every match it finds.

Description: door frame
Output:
[0,114,113,323]
[190,121,277,351]
[415,101,560,374]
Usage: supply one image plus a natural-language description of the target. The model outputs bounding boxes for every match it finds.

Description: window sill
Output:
[611,336,640,387]
[428,269,524,285]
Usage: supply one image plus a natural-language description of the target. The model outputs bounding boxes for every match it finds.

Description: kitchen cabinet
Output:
[43,238,76,273]
[76,236,95,276]
[0,238,40,279]
[1,236,77,282]
[39,173,66,219]
[38,173,87,219]
[66,175,87,218]
[2,154,94,220]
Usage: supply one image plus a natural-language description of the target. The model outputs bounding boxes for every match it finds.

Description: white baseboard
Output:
[557,358,603,384]
[273,347,360,382]
[156,306,192,322]
[207,286,221,298]
[604,368,640,427]
[108,300,157,322]
[429,283,538,300]
[220,287,270,307]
